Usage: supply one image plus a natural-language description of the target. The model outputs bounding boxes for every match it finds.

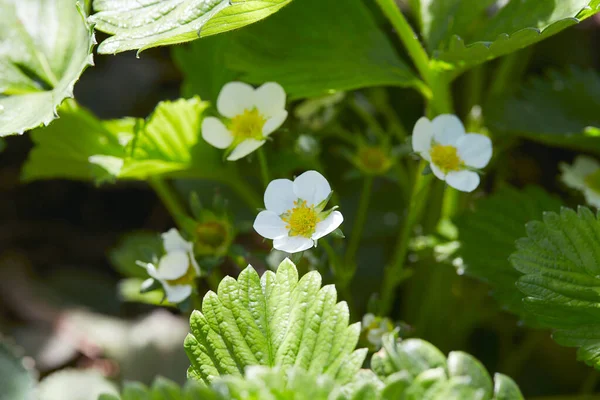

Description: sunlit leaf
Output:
[0,0,95,136]
[371,334,524,399]
[184,258,366,384]
[90,0,293,54]
[22,97,238,183]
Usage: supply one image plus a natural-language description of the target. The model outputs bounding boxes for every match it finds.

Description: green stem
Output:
[375,0,452,115]
[379,160,432,315]
[321,240,355,314]
[344,176,374,266]
[375,0,431,83]
[149,177,189,230]
[257,148,270,189]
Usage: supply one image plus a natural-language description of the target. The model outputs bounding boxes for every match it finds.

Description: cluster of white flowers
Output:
[560,155,600,208]
[202,82,288,161]
[412,115,492,192]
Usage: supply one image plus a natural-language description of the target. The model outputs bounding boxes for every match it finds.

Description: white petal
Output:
[254,82,286,118]
[431,114,465,145]
[254,210,289,239]
[202,117,233,149]
[156,251,190,280]
[312,211,343,240]
[146,264,160,280]
[293,170,332,206]
[227,139,266,161]
[162,228,192,253]
[411,117,433,156]
[163,284,192,303]
[446,170,480,192]
[191,256,201,275]
[584,188,600,208]
[456,133,492,169]
[264,178,296,214]
[141,278,155,292]
[560,156,600,190]
[263,110,288,136]
[430,163,447,180]
[217,82,255,118]
[273,236,314,253]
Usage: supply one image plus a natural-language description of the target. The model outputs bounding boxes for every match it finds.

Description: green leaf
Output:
[411,0,600,72]
[456,186,562,320]
[371,334,524,400]
[172,35,238,104]
[175,0,421,100]
[21,100,134,182]
[511,207,600,369]
[0,0,95,136]
[38,369,118,400]
[23,97,237,183]
[0,339,36,400]
[184,258,366,384]
[486,68,600,153]
[90,0,293,54]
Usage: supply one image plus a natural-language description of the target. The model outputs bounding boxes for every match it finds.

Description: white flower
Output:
[202,81,288,161]
[362,313,394,349]
[412,114,492,192]
[141,228,200,303]
[560,155,600,207]
[253,170,343,253]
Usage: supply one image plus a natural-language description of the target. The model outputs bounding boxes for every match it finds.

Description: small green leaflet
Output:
[22,97,237,183]
[371,334,524,399]
[185,258,367,384]
[174,0,421,100]
[409,0,600,72]
[456,186,562,321]
[90,0,293,54]
[486,68,600,153]
[511,207,600,369]
[0,0,95,136]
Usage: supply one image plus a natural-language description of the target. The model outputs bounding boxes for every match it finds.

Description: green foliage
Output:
[486,68,600,153]
[172,35,238,104]
[511,207,600,369]
[38,369,118,400]
[371,335,524,400]
[0,0,95,136]
[185,258,366,384]
[456,186,562,319]
[174,0,421,100]
[21,100,132,182]
[0,339,36,400]
[410,0,600,72]
[90,0,293,54]
[22,97,236,183]
[98,377,213,400]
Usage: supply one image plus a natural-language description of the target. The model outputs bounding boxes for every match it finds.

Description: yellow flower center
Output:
[166,261,197,286]
[281,200,320,238]
[230,108,267,141]
[430,144,462,172]
[584,170,600,194]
